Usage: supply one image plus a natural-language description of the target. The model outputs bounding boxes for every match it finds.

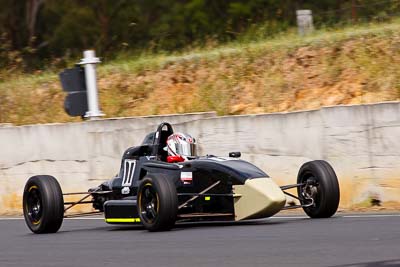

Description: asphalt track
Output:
[1,214,399,267]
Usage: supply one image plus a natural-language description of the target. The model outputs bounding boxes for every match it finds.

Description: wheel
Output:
[137,174,178,231]
[297,160,340,218]
[23,175,64,233]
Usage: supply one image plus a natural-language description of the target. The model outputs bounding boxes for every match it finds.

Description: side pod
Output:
[104,199,142,224]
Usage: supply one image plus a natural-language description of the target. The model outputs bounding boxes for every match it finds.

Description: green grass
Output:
[2,19,400,85]
[99,19,400,74]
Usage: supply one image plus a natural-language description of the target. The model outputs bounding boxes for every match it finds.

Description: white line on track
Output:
[271,214,400,219]
[0,217,104,220]
[1,214,400,220]
[342,214,400,218]
[66,217,104,220]
[270,216,308,219]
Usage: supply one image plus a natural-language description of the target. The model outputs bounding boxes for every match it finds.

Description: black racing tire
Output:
[23,175,64,234]
[297,160,340,218]
[137,174,178,231]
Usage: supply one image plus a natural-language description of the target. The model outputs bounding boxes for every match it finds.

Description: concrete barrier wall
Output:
[0,112,216,215]
[1,103,400,215]
[181,102,400,209]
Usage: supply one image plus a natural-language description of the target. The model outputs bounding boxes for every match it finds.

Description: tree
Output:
[26,0,45,44]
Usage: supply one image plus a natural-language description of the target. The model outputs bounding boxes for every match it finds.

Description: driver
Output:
[165,133,197,163]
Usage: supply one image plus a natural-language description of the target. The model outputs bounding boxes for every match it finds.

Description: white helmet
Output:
[166,133,197,160]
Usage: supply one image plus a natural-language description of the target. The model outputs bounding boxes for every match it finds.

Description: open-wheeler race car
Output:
[23,122,340,233]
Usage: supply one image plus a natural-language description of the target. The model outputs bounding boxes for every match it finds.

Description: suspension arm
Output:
[280,183,314,210]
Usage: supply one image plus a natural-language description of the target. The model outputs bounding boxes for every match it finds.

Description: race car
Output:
[23,122,340,233]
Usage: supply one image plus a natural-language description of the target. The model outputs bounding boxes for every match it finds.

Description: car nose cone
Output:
[233,178,286,221]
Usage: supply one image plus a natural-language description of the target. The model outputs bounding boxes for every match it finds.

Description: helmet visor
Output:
[175,143,197,157]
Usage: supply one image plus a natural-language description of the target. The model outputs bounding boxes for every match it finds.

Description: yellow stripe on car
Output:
[105,218,141,223]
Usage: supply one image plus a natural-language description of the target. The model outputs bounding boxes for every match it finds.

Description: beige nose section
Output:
[233,178,286,221]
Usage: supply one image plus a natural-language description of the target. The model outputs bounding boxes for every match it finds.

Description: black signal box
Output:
[59,67,88,117]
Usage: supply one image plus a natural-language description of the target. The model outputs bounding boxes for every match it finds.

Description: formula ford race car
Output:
[23,122,340,233]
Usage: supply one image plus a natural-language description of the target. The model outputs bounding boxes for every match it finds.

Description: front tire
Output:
[297,160,340,218]
[23,175,64,233]
[137,174,178,231]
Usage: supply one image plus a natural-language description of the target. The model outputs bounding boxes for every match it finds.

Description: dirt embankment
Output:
[1,28,400,125]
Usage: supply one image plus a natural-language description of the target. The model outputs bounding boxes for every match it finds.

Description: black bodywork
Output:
[23,121,340,233]
[89,122,270,223]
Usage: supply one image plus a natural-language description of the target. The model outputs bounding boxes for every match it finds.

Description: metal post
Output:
[79,50,104,119]
[296,10,314,36]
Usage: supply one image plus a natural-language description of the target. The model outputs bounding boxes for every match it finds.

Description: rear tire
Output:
[297,160,340,218]
[137,174,178,231]
[23,175,64,233]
